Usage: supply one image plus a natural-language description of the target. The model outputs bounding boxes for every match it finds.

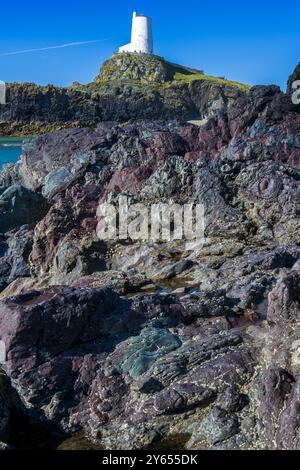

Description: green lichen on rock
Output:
[97,53,200,84]
[99,53,168,83]
[97,53,250,92]
[174,72,251,92]
[111,327,182,380]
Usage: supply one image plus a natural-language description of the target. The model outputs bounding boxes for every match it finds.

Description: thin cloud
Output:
[0,40,108,57]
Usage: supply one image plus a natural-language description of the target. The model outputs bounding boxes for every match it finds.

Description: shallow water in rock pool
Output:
[0,137,23,170]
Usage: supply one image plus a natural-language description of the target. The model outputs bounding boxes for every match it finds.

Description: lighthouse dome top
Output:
[119,11,154,55]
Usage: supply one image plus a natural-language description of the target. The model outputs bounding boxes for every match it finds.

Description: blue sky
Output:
[0,0,299,90]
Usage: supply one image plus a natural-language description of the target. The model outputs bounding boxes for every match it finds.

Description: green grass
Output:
[174,72,251,92]
[91,54,251,93]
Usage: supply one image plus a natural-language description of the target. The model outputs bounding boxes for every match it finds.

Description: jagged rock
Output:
[0,185,48,233]
[0,283,254,447]
[72,270,150,295]
[42,167,74,198]
[0,56,248,135]
[20,126,113,191]
[0,163,23,196]
[98,53,179,84]
[197,407,240,445]
[0,287,132,430]
[30,184,104,277]
[105,327,182,380]
[141,156,195,200]
[0,64,299,450]
[0,227,32,293]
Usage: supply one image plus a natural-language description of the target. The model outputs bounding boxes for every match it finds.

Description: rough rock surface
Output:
[0,54,248,135]
[0,64,299,450]
[0,227,33,293]
[0,185,48,233]
[98,53,185,84]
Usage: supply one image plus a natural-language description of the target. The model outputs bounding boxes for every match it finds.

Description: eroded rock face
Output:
[98,54,176,84]
[0,55,247,135]
[245,271,300,450]
[0,65,299,450]
[0,227,33,293]
[0,286,256,449]
[0,186,48,233]
[0,262,299,449]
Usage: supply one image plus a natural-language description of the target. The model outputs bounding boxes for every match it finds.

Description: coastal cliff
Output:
[0,54,250,135]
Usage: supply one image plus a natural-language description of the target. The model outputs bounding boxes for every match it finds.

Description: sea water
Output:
[0,137,23,170]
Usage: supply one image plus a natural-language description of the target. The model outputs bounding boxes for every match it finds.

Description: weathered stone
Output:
[0,185,48,233]
[0,64,299,450]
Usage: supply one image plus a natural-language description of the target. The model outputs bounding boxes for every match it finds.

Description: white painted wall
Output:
[0,81,6,105]
[119,12,153,54]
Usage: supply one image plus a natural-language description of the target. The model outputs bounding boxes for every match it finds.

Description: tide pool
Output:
[0,137,23,170]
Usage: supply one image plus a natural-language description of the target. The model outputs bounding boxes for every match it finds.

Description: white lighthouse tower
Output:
[119,11,153,54]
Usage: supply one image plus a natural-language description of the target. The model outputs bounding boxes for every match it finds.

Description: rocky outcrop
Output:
[0,64,299,450]
[98,53,184,83]
[0,261,299,449]
[0,55,249,135]
[0,285,255,448]
[0,227,32,293]
[0,186,48,233]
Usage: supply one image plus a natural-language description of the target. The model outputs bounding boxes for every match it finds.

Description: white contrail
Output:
[0,40,108,57]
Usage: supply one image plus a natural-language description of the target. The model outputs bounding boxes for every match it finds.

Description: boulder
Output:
[0,185,48,233]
